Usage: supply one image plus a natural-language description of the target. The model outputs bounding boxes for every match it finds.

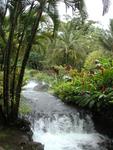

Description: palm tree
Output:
[46,18,94,69]
[0,0,75,122]
[0,0,111,122]
[0,0,58,121]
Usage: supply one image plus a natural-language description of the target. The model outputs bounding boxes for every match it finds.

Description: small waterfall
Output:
[31,113,107,150]
[22,81,109,150]
[32,113,95,134]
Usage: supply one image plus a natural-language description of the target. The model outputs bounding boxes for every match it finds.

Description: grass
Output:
[19,96,32,115]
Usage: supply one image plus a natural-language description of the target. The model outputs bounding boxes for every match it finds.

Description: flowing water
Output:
[22,81,110,150]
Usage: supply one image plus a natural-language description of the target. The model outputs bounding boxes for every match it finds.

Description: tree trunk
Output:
[3,1,19,118]
[13,2,45,119]
[10,28,25,112]
[10,1,34,114]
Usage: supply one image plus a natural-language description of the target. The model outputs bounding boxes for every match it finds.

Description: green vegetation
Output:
[53,58,113,111]
[19,97,31,115]
[0,0,112,149]
[22,16,113,113]
[24,69,55,84]
[0,0,112,134]
[0,0,87,123]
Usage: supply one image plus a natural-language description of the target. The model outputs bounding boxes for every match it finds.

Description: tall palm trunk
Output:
[10,28,25,112]
[14,2,45,119]
[10,1,34,113]
[3,1,19,118]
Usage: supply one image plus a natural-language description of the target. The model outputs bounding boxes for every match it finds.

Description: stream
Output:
[22,81,111,150]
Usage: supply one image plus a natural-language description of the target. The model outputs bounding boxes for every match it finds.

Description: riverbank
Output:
[56,99,113,139]
[21,80,113,150]
[0,105,44,150]
[23,77,113,139]
[0,125,44,150]
[92,105,113,138]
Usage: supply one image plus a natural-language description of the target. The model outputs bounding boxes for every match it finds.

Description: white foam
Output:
[23,81,38,90]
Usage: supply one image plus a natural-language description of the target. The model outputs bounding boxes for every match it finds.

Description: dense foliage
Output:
[27,18,107,70]
[53,58,113,111]
[0,0,111,124]
[0,0,85,121]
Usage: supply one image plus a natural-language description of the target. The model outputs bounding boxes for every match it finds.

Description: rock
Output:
[0,147,5,150]
[19,135,29,145]
[22,141,44,150]
[18,134,44,150]
[16,118,31,132]
[92,106,113,137]
[27,130,33,141]
[33,82,49,91]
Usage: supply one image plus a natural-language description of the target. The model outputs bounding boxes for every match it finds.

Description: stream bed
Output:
[22,81,112,150]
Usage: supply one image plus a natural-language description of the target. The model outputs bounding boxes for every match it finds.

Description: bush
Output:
[53,59,113,111]
[84,50,104,70]
[27,51,44,70]
[24,69,56,85]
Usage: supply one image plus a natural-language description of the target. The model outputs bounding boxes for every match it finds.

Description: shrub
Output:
[53,60,113,111]
[84,50,104,70]
[27,51,44,70]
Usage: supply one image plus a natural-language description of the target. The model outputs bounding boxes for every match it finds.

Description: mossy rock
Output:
[0,128,44,150]
[22,142,44,150]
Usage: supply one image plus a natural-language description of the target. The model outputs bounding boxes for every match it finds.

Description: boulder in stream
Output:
[33,81,49,91]
[21,141,44,150]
